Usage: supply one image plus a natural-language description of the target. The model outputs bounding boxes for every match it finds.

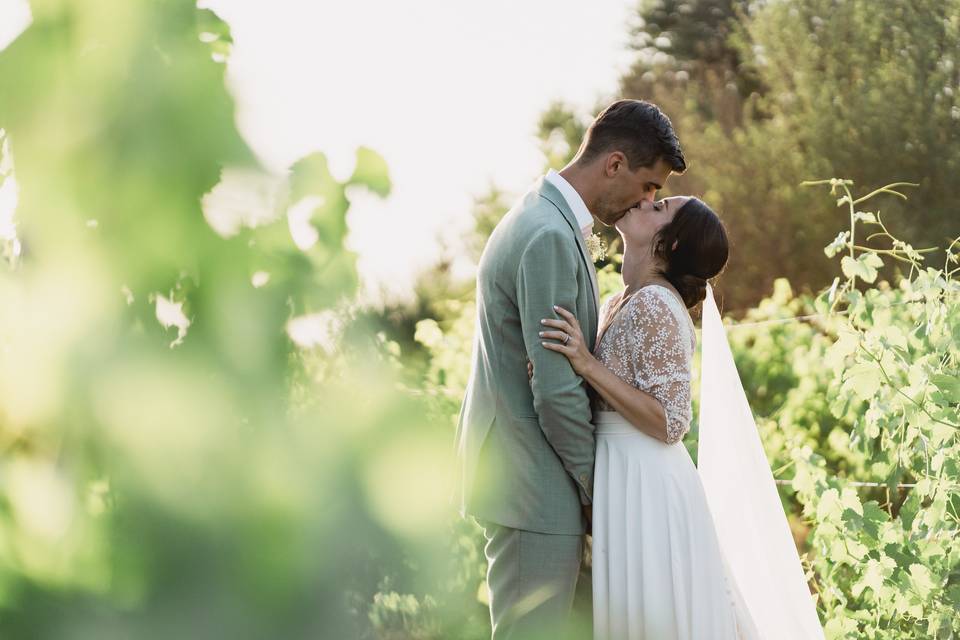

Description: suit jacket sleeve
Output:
[516,228,595,505]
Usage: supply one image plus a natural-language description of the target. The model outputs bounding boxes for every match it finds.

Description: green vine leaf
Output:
[842,362,883,400]
[349,146,392,198]
[841,253,884,283]
[930,374,960,404]
[825,231,850,258]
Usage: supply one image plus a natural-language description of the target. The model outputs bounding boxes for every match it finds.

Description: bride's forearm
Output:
[581,358,669,442]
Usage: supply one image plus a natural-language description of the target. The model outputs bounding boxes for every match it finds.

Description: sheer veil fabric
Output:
[698,284,825,639]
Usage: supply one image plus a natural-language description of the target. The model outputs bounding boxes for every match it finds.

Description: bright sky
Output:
[0,0,29,52]
[205,0,638,303]
[2,0,639,304]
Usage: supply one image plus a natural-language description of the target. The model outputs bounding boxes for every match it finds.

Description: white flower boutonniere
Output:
[585,232,607,263]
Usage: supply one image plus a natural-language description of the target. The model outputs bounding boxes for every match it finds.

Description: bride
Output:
[539,196,758,639]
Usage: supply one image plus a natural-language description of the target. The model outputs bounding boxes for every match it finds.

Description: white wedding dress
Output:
[591,284,760,639]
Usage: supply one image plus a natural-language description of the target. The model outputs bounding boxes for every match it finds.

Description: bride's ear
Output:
[671,239,679,251]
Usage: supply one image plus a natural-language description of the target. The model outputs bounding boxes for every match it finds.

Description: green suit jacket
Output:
[456,177,599,535]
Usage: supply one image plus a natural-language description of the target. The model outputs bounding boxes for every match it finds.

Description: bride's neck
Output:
[621,243,666,297]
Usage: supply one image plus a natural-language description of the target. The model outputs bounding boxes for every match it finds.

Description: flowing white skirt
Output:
[592,411,760,640]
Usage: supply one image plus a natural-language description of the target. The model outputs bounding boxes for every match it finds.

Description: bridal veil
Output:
[698,284,825,639]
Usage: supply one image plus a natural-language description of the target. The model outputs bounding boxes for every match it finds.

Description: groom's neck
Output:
[558,162,598,211]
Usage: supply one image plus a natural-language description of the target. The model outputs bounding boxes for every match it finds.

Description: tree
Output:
[613,0,960,309]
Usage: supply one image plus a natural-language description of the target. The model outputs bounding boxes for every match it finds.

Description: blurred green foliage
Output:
[0,2,467,638]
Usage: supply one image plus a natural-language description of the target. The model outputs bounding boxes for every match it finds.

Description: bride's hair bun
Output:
[668,273,708,308]
[653,198,729,309]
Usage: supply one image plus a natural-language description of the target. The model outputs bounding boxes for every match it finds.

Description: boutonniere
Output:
[585,232,607,263]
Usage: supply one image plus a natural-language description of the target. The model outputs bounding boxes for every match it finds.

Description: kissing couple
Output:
[455,100,824,640]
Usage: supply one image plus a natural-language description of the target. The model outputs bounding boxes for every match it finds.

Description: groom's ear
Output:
[605,151,627,176]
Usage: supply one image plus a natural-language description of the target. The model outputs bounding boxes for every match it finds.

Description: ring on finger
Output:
[562,333,570,345]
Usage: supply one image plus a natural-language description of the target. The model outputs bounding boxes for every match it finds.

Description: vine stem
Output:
[857,242,938,254]
[850,248,922,265]
[945,235,960,274]
[850,182,919,205]
[841,184,857,290]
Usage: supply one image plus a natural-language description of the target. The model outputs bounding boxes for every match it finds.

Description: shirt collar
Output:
[545,169,594,233]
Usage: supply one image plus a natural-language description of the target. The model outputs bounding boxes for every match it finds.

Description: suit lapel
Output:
[537,178,600,349]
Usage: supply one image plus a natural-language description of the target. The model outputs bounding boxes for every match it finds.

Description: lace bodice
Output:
[593,284,696,444]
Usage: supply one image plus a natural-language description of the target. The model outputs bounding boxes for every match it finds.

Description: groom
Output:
[456,99,686,639]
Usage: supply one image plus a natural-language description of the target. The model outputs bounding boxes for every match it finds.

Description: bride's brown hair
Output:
[653,198,728,309]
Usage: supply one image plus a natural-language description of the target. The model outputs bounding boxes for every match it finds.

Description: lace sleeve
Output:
[625,288,693,444]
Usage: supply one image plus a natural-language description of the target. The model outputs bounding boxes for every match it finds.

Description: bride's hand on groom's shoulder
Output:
[540,306,596,376]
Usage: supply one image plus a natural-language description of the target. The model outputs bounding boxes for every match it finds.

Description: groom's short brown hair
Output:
[580,99,686,173]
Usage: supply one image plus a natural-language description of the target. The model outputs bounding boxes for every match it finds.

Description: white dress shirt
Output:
[545,169,594,238]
